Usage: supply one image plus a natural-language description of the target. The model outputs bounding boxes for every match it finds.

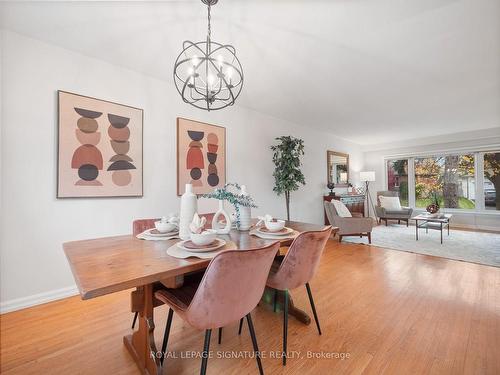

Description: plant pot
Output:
[238,206,252,231]
[426,203,440,214]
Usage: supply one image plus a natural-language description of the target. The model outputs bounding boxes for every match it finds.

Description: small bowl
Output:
[265,220,285,232]
[155,221,177,233]
[190,230,217,246]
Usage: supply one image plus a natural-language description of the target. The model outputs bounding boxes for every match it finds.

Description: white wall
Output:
[0,31,363,312]
[363,130,500,231]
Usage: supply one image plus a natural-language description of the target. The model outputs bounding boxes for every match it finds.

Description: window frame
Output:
[384,149,500,215]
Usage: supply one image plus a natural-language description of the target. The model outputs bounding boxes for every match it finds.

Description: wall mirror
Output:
[327,151,349,186]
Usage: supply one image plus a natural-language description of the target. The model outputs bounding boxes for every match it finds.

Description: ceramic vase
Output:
[238,185,252,231]
[212,200,231,234]
[179,184,197,240]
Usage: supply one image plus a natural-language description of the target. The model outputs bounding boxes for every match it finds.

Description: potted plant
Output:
[270,136,306,221]
[426,191,440,214]
[202,183,257,231]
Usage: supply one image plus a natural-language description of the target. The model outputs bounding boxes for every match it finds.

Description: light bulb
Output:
[207,74,215,87]
[226,67,233,78]
[191,56,200,67]
[217,55,224,68]
[187,67,194,76]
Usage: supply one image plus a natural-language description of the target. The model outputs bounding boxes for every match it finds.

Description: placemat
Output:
[166,240,237,259]
[249,229,298,240]
[136,229,180,241]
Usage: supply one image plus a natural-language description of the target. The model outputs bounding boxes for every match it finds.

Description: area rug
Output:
[343,224,500,267]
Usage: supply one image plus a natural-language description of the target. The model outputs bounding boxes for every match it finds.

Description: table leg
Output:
[261,286,311,325]
[124,283,161,375]
[415,220,418,241]
[440,223,443,244]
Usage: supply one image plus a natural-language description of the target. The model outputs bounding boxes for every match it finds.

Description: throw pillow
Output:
[332,199,352,218]
[379,196,402,210]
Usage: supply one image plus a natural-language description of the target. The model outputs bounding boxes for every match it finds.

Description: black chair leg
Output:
[273,289,278,312]
[131,312,138,329]
[160,308,174,365]
[246,313,264,375]
[305,283,322,335]
[218,327,222,344]
[200,329,212,375]
[283,290,288,366]
[238,317,244,335]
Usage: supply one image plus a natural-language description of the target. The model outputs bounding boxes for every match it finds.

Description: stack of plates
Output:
[254,226,295,239]
[177,238,226,253]
[137,228,179,240]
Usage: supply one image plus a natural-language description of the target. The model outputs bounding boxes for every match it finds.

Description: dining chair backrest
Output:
[268,226,332,290]
[132,213,215,236]
[185,242,280,330]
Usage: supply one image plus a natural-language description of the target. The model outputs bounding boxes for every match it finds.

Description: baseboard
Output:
[450,223,500,232]
[0,285,79,314]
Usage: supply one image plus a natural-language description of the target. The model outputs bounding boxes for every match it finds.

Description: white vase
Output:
[179,184,197,240]
[238,185,252,231]
[212,200,231,234]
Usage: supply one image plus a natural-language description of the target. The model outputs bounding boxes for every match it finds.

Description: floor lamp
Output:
[360,171,377,219]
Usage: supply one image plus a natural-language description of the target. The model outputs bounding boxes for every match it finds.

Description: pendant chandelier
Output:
[173,0,244,111]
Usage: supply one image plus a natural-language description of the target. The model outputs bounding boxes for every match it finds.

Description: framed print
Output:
[57,91,143,198]
[177,117,226,195]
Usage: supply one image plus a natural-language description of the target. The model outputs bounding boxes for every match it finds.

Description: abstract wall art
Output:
[57,91,143,198]
[177,118,226,195]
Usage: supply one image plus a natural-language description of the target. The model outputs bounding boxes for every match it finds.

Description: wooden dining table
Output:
[63,220,332,375]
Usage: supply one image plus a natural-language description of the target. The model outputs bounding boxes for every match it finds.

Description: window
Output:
[385,150,499,213]
[414,154,475,209]
[387,159,409,206]
[484,152,499,211]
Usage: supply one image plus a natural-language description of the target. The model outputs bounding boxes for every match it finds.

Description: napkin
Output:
[256,214,273,227]
[189,213,207,234]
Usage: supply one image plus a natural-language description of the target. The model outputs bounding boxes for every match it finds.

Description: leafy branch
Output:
[202,183,257,228]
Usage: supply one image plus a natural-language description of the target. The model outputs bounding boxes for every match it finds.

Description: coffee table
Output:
[412,213,452,244]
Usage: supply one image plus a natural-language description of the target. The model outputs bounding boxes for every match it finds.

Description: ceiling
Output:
[1,0,499,145]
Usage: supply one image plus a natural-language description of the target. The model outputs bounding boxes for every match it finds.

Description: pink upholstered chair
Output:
[154,242,280,375]
[266,226,332,365]
[130,213,215,329]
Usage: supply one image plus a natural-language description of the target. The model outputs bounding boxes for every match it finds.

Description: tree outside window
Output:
[484,152,500,210]
[387,159,408,206]
[414,154,475,209]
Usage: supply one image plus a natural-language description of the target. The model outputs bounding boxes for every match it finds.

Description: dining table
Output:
[63,220,334,375]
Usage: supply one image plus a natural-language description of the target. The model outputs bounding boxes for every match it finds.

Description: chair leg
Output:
[338,235,342,243]
[406,219,409,227]
[131,311,138,329]
[273,289,278,312]
[368,232,371,244]
[305,283,322,335]
[200,329,212,375]
[283,290,289,366]
[161,308,174,365]
[218,327,222,344]
[246,313,264,375]
[238,317,244,335]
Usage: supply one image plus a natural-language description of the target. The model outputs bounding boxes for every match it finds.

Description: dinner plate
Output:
[256,226,294,236]
[177,238,226,253]
[144,228,179,237]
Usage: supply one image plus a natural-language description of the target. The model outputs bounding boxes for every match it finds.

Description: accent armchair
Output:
[324,200,373,243]
[375,191,413,226]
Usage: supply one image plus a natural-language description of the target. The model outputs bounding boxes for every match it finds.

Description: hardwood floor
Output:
[1,240,499,374]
